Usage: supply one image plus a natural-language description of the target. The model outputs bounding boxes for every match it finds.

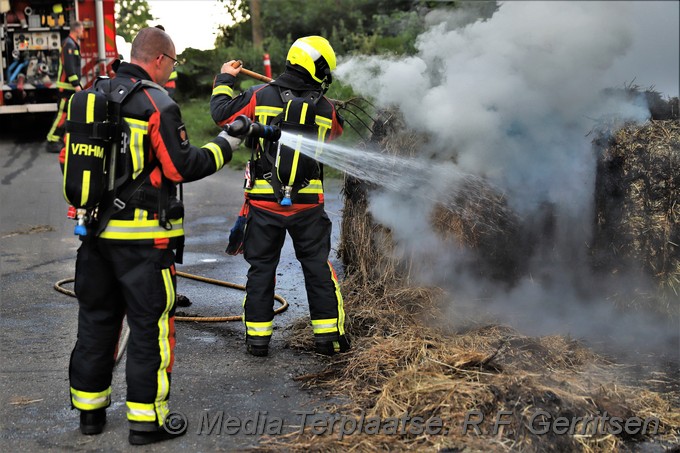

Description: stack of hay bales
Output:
[281,107,679,452]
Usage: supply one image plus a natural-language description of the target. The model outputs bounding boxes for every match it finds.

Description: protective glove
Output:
[216,130,243,151]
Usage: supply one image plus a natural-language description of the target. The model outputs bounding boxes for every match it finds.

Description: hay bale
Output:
[340,110,530,284]
[593,119,680,311]
[431,177,529,282]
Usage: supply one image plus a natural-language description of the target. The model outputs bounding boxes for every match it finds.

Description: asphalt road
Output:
[0,115,346,452]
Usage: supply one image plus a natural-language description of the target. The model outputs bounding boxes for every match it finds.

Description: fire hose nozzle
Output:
[225,115,280,141]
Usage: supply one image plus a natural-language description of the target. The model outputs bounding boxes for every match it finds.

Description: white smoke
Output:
[334,1,677,356]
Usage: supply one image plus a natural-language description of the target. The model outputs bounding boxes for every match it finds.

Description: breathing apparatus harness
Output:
[243,76,325,206]
[63,76,184,250]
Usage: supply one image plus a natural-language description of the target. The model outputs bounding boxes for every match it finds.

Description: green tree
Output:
[116,0,155,42]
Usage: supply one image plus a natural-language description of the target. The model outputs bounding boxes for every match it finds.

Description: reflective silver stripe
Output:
[102,225,184,234]
[72,394,110,406]
[247,325,273,333]
[292,40,321,61]
[128,408,155,417]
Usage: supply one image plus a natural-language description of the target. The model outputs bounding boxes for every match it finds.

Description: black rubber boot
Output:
[80,409,106,435]
[46,141,63,154]
[247,344,269,357]
[314,335,351,356]
[129,418,187,446]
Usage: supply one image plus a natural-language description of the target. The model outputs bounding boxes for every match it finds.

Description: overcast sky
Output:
[144,0,678,97]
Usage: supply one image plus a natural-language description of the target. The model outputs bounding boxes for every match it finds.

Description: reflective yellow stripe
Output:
[99,218,184,240]
[71,387,111,410]
[56,81,76,90]
[211,85,233,97]
[127,401,156,422]
[255,106,283,117]
[85,92,96,123]
[81,170,90,206]
[203,142,224,170]
[315,115,332,157]
[315,115,332,129]
[283,100,292,121]
[134,208,147,221]
[125,118,149,178]
[288,150,300,185]
[68,74,79,83]
[246,321,273,337]
[48,98,69,141]
[155,268,174,424]
[329,262,346,335]
[299,180,323,193]
[168,70,178,81]
[245,179,275,195]
[245,179,324,195]
[311,318,338,334]
[126,117,149,129]
[73,50,79,56]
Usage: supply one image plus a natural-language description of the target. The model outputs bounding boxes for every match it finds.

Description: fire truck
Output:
[0,0,118,114]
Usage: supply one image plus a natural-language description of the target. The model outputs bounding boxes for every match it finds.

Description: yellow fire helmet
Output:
[286,36,336,85]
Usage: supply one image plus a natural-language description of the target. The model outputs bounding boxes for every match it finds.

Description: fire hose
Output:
[54,271,289,364]
[53,271,288,322]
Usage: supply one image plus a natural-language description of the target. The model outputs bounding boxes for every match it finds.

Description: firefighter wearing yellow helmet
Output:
[210,36,350,358]
[286,35,336,88]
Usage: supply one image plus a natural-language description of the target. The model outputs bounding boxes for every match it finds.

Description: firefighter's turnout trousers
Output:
[69,237,177,431]
[243,204,346,349]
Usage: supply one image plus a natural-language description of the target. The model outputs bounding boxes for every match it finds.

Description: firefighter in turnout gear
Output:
[67,27,242,445]
[46,21,84,153]
[211,36,350,358]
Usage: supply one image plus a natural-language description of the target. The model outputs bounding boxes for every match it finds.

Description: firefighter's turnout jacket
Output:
[68,62,233,430]
[47,34,82,143]
[210,67,349,351]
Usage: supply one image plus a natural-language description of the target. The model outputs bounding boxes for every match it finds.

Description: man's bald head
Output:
[131,27,175,64]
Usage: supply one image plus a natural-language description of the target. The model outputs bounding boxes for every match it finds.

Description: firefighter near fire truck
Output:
[210,36,351,358]
[62,26,274,446]
[45,19,82,153]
